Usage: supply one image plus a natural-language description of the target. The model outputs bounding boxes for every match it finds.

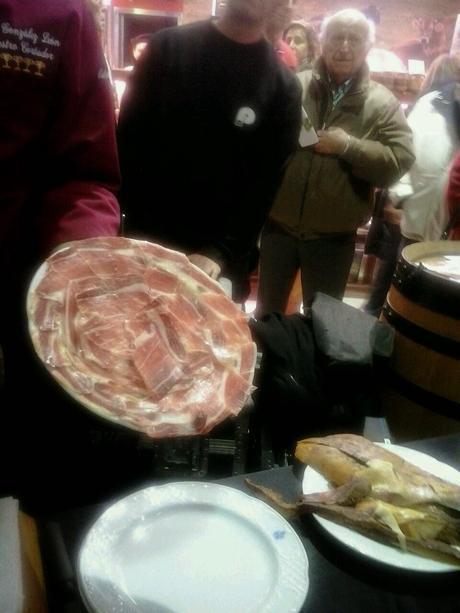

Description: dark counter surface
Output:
[38,433,460,612]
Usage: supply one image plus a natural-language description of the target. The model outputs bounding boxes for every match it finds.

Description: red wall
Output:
[181,0,457,50]
[113,0,184,11]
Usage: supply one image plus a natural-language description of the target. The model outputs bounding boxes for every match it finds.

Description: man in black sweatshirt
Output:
[118,0,301,301]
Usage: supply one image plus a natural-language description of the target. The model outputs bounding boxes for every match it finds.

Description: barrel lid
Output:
[402,241,460,284]
[395,241,460,319]
[414,254,460,283]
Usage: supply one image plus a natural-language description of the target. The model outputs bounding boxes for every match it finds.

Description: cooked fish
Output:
[296,434,460,511]
[247,434,460,563]
[300,497,460,563]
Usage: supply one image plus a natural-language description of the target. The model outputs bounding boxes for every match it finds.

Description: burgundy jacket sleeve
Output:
[38,2,121,251]
[446,152,460,240]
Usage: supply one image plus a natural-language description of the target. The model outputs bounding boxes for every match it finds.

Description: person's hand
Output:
[383,202,402,225]
[314,127,350,155]
[188,253,221,279]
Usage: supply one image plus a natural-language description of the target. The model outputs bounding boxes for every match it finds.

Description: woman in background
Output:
[283,20,319,72]
[392,53,460,244]
[364,53,460,316]
[265,2,297,70]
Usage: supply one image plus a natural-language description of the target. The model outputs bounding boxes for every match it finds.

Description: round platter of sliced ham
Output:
[27,237,256,438]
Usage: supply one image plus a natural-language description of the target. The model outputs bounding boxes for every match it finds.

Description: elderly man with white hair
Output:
[257,8,415,315]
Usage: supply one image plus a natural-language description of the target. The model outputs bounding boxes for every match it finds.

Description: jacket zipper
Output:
[297,78,364,229]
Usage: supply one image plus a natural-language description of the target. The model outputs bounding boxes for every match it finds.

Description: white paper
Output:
[0,498,23,613]
[299,107,319,147]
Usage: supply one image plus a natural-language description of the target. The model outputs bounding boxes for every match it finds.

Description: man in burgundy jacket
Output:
[0,0,121,509]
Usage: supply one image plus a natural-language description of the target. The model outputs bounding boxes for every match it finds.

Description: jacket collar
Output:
[311,57,370,106]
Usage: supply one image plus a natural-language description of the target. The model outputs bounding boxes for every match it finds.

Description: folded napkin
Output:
[0,497,23,613]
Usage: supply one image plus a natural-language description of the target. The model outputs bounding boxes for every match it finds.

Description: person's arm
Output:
[38,2,120,252]
[446,152,460,239]
[341,98,415,187]
[316,96,415,188]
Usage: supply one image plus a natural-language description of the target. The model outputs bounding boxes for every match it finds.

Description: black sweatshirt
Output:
[118,20,301,295]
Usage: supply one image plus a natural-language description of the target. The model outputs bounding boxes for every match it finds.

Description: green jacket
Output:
[270,60,415,236]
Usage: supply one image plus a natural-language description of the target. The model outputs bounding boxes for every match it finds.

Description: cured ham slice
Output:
[27,237,256,438]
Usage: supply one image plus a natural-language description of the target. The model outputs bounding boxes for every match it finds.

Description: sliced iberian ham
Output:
[27,237,256,437]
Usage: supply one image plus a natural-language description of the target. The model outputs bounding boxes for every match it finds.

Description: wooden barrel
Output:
[381,241,460,440]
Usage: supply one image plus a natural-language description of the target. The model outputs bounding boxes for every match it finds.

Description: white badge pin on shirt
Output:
[234,106,256,127]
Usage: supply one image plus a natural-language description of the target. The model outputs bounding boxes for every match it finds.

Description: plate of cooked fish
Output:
[298,434,460,572]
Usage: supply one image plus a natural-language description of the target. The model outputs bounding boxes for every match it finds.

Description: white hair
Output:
[320,9,375,48]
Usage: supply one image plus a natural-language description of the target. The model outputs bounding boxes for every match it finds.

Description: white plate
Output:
[78,482,309,612]
[302,444,460,572]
